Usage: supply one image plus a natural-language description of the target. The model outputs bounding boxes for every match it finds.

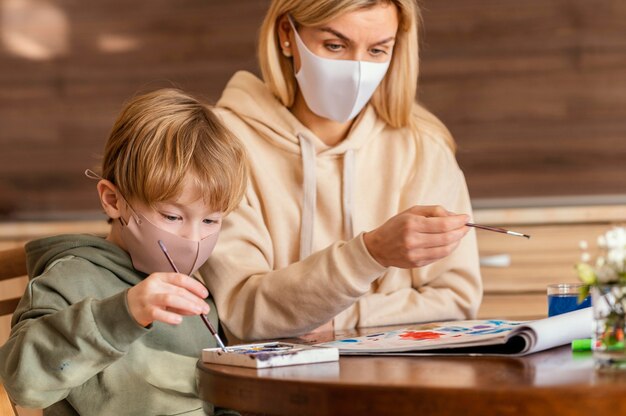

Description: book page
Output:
[318,319,526,353]
[516,307,592,354]
[317,307,592,356]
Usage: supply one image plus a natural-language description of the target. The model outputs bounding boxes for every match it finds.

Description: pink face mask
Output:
[115,205,220,276]
[84,169,219,275]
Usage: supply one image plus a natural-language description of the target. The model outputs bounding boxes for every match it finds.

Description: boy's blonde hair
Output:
[101,88,247,214]
[258,0,453,150]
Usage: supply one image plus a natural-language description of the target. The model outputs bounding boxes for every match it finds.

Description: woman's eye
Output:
[325,43,344,52]
[370,48,387,56]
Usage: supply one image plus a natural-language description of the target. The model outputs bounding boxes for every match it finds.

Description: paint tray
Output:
[202,342,339,369]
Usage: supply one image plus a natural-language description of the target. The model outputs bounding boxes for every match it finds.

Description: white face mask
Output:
[290,17,391,123]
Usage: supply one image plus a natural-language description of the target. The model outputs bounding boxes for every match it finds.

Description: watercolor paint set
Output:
[201,342,339,368]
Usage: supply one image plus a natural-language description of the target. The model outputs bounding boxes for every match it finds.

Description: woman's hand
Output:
[363,205,470,269]
[127,272,211,327]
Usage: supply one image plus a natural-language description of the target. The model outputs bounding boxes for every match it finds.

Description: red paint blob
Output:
[400,331,442,340]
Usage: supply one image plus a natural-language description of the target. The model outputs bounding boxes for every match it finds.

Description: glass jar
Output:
[592,283,626,370]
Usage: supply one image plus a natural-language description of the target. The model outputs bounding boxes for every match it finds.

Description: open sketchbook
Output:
[202,342,339,369]
[317,307,592,356]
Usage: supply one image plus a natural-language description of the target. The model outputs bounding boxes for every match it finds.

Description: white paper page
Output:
[515,307,592,354]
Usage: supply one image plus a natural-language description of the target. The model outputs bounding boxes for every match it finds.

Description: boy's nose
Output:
[181,226,203,241]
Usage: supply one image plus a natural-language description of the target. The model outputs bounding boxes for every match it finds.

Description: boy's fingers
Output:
[151,308,184,325]
[161,273,209,298]
[157,293,208,315]
[167,288,211,314]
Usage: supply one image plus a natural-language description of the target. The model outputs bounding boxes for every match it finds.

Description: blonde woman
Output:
[201,0,482,340]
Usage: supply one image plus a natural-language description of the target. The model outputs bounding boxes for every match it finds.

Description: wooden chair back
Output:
[0,382,17,416]
[0,245,27,316]
[0,245,27,416]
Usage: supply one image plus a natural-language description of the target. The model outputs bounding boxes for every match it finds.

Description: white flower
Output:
[607,248,626,271]
[577,227,626,286]
[596,264,619,283]
[604,227,626,250]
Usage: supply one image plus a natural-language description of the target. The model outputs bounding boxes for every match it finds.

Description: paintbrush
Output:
[158,240,228,352]
[466,223,531,239]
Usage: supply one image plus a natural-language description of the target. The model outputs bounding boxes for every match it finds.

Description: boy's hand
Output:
[127,272,210,327]
[363,205,470,269]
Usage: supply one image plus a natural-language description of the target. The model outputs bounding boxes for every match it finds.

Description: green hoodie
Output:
[0,234,234,416]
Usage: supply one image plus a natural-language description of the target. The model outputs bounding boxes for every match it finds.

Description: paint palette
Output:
[202,342,339,368]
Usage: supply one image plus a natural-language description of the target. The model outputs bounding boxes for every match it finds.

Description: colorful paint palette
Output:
[202,342,339,368]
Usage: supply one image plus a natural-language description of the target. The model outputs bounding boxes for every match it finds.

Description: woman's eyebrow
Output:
[318,27,351,41]
[372,37,395,47]
[317,27,395,46]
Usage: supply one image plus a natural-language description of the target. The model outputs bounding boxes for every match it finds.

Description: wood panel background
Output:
[421,0,626,199]
[1,0,626,218]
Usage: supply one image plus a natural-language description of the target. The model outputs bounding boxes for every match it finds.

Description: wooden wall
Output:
[420,0,626,199]
[0,0,268,219]
[1,0,626,220]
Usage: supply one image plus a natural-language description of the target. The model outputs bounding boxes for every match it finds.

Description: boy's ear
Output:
[97,179,123,220]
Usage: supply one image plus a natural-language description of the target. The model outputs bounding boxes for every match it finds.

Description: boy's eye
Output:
[162,213,182,222]
[203,218,220,225]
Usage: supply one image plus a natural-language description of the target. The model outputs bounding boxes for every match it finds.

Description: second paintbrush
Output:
[465,222,531,239]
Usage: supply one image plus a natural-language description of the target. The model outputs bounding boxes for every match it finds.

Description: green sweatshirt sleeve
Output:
[0,285,148,408]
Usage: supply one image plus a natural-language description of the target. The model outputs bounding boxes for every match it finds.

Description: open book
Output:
[316,307,592,356]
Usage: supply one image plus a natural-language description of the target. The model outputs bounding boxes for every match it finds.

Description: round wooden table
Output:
[196,338,626,415]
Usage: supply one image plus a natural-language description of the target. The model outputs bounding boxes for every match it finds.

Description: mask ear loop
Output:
[84,169,141,225]
[84,168,102,180]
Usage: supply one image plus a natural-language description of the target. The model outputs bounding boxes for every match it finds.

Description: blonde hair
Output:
[258,0,455,150]
[101,88,247,214]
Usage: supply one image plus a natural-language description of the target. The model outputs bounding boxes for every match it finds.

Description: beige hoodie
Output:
[200,71,482,340]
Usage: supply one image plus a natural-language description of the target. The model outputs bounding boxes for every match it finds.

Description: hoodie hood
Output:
[25,234,140,285]
[218,71,389,260]
[217,71,387,156]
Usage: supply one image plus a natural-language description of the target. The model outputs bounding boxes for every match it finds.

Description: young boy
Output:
[0,89,247,415]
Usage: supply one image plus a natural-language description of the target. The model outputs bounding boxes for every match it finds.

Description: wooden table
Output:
[196,328,626,416]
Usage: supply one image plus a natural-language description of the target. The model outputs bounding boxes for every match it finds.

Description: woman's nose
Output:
[349,49,366,62]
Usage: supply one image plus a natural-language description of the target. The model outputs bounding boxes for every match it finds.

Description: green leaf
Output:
[578,284,590,304]
[576,263,596,285]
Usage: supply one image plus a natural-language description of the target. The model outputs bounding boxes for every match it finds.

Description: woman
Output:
[200,0,482,340]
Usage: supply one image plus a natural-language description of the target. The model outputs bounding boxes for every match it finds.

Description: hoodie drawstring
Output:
[298,134,316,261]
[297,134,355,261]
[342,149,355,241]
